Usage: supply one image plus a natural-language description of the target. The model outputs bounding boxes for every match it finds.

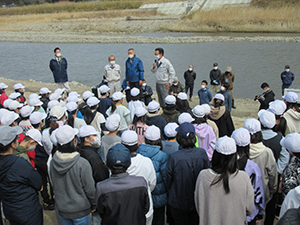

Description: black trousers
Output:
[170,206,199,225]
[152,206,165,225]
[9,205,43,225]
[35,159,54,204]
[185,83,194,98]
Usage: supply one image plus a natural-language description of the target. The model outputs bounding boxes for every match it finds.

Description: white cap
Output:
[30,111,47,125]
[145,125,160,141]
[82,91,94,100]
[67,95,82,103]
[50,106,66,119]
[78,125,100,138]
[257,109,266,118]
[3,99,13,109]
[268,100,286,116]
[164,122,179,138]
[26,129,42,146]
[214,93,225,101]
[178,112,195,124]
[8,100,23,110]
[47,100,60,111]
[165,95,176,105]
[112,92,125,101]
[29,93,41,99]
[49,93,61,101]
[20,105,34,118]
[280,133,300,153]
[56,125,78,145]
[177,92,187,100]
[148,101,160,112]
[13,83,25,90]
[121,130,138,146]
[215,136,236,155]
[0,108,9,120]
[9,92,21,100]
[192,105,206,118]
[243,118,261,134]
[105,114,120,132]
[259,110,276,129]
[50,129,58,146]
[134,107,147,117]
[130,87,140,97]
[39,87,51,95]
[231,128,251,147]
[68,91,80,97]
[87,97,100,107]
[54,88,65,95]
[202,104,211,115]
[0,83,8,89]
[1,111,19,126]
[283,92,298,103]
[99,85,110,94]
[66,102,78,112]
[29,98,43,107]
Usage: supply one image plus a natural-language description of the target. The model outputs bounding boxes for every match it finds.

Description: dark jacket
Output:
[259,90,275,110]
[141,85,153,106]
[168,82,185,95]
[80,146,109,184]
[161,105,181,124]
[209,106,235,137]
[209,69,221,85]
[78,102,89,118]
[35,143,49,161]
[277,208,300,225]
[220,90,232,112]
[198,88,212,105]
[95,172,149,225]
[220,72,234,90]
[40,96,50,112]
[0,155,43,224]
[281,71,295,87]
[97,97,112,118]
[262,131,282,162]
[125,56,144,83]
[137,144,168,208]
[165,146,209,211]
[184,70,196,85]
[146,114,167,140]
[49,57,68,83]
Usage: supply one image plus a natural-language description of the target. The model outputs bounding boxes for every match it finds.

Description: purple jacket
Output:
[194,123,216,161]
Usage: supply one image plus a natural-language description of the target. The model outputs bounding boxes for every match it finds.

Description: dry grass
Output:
[171,6,300,33]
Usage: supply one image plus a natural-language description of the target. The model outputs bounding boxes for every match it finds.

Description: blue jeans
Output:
[59,214,90,225]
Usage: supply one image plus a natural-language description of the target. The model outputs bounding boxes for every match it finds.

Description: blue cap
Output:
[106,144,131,169]
[175,122,195,139]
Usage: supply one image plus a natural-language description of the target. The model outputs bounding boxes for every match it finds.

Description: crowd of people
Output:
[0,47,299,225]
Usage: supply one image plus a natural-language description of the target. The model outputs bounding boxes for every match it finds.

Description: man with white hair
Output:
[104,55,121,95]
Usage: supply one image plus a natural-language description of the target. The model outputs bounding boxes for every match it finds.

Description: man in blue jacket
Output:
[281,65,295,95]
[198,80,212,105]
[125,48,144,100]
[49,47,71,93]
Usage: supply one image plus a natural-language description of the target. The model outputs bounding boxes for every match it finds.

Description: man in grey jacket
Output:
[151,47,176,107]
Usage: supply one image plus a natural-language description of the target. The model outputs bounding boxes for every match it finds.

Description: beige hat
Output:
[226,66,232,72]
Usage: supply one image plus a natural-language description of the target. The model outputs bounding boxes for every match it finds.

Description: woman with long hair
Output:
[194,136,254,225]
[66,102,86,129]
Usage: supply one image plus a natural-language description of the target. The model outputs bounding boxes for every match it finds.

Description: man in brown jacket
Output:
[220,66,236,109]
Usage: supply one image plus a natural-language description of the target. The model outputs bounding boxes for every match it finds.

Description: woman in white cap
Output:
[0,82,8,106]
[128,87,145,122]
[128,106,148,144]
[283,92,300,133]
[208,93,234,137]
[66,102,86,130]
[232,128,265,225]
[194,136,254,225]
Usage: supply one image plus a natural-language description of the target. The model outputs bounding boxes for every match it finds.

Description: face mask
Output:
[110,61,115,65]
[188,68,193,71]
[28,144,36,151]
[214,67,218,70]
[220,86,225,91]
[13,141,19,150]
[90,136,100,147]
[154,55,160,60]
[128,54,134,59]
[173,83,178,86]
[142,83,146,87]
[201,85,205,89]
[285,69,290,72]
[56,53,62,57]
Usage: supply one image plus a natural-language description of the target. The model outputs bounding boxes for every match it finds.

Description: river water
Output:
[0,40,299,99]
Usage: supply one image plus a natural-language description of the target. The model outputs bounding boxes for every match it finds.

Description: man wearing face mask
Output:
[151,47,176,107]
[209,63,221,95]
[168,77,185,98]
[281,65,295,95]
[220,66,235,109]
[49,47,71,93]
[125,48,144,100]
[141,79,153,106]
[257,82,275,110]
[184,65,196,101]
[104,55,121,95]
[198,80,212,105]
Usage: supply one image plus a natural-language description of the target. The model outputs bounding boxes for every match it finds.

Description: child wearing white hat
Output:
[66,102,86,130]
[19,105,35,132]
[128,106,148,144]
[0,82,9,106]
[13,83,26,104]
[161,123,179,155]
[161,95,180,124]
[128,87,145,123]
[98,85,112,118]
[283,92,300,133]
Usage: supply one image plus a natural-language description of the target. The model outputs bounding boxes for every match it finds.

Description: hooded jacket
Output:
[209,106,234,137]
[146,114,167,140]
[49,56,68,83]
[280,185,300,218]
[50,151,96,219]
[161,105,181,124]
[249,142,278,204]
[283,109,300,133]
[13,145,31,164]
[0,155,42,224]
[137,144,168,208]
[193,123,216,161]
